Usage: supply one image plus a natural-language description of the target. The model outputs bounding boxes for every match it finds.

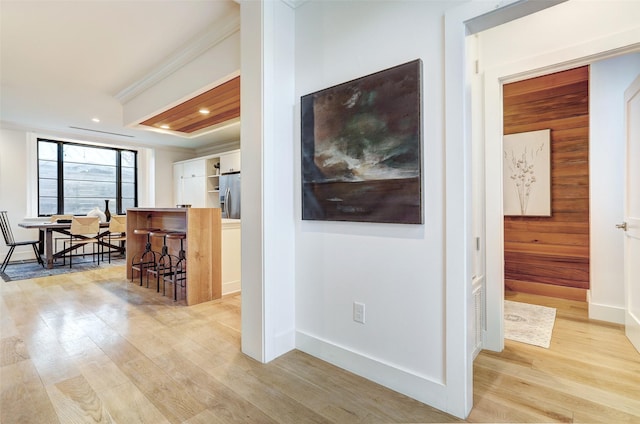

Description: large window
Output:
[38,139,137,216]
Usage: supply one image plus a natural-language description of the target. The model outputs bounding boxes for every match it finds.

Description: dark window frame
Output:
[37,138,138,216]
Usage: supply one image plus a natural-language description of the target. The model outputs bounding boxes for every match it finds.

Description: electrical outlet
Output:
[353,302,365,324]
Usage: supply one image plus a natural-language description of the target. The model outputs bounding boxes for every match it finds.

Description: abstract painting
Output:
[503,129,551,216]
[301,59,422,224]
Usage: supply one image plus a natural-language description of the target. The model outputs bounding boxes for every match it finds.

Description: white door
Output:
[624,74,640,353]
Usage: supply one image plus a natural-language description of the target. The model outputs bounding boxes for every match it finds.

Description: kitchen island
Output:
[126,207,221,305]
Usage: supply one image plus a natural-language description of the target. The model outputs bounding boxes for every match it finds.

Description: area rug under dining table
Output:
[1,257,125,282]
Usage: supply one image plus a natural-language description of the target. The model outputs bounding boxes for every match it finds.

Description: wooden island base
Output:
[126,207,221,305]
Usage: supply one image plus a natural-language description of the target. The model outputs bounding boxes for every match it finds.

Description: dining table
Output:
[18,220,116,269]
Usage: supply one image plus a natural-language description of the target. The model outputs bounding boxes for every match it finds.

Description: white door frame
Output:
[482,39,640,351]
[443,0,566,416]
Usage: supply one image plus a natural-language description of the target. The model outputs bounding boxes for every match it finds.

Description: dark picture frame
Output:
[301,59,423,224]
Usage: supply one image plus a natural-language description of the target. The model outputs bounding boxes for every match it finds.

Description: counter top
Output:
[127,207,191,212]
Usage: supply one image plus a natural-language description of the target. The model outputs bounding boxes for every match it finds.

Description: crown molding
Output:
[280,0,309,9]
[115,13,240,104]
[235,0,306,7]
[195,139,241,157]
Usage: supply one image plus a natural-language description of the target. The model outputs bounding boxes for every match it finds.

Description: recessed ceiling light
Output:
[199,108,210,115]
[92,117,100,123]
[160,124,170,129]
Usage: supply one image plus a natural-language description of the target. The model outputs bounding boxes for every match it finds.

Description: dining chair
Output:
[104,215,126,263]
[0,211,45,273]
[50,214,73,259]
[65,216,100,268]
[50,214,73,222]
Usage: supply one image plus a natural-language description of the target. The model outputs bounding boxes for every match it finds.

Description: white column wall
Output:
[263,0,296,360]
[239,0,265,362]
[240,0,297,362]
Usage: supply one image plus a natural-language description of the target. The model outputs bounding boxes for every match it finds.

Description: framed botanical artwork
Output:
[503,129,551,216]
[300,59,423,224]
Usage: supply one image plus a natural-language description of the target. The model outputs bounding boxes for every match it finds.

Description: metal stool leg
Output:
[130,228,159,286]
[147,230,172,292]
[165,232,187,301]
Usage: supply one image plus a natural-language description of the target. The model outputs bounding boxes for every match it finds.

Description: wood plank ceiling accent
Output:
[503,66,590,301]
[140,76,240,134]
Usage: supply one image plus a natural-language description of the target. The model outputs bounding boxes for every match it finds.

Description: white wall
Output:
[294,0,465,414]
[476,0,640,349]
[0,129,36,261]
[590,53,640,323]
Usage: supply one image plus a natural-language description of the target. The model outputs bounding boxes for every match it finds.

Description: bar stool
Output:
[146,229,173,292]
[163,232,187,301]
[130,228,160,286]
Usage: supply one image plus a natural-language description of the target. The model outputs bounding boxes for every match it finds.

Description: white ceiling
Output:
[0,0,240,149]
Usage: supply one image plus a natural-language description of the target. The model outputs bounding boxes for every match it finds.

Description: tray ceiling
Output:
[140,76,240,137]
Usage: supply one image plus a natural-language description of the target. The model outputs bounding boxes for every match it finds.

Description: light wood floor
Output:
[469,290,640,423]
[1,267,639,423]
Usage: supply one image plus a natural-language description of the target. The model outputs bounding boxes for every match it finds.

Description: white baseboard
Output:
[268,329,296,361]
[295,330,447,413]
[222,279,241,295]
[626,311,640,352]
[588,300,625,324]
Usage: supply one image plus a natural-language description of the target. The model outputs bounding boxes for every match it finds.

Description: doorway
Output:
[471,14,640,351]
[501,66,590,302]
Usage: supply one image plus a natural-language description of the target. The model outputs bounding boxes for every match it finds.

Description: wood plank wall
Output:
[503,66,590,300]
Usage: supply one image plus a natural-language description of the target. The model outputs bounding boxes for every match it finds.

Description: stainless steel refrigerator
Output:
[219,171,241,219]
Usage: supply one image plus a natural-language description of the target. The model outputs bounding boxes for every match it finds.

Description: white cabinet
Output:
[174,154,230,208]
[222,219,241,295]
[183,159,206,178]
[219,150,241,173]
[174,158,208,207]
[183,174,205,207]
[173,163,184,205]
